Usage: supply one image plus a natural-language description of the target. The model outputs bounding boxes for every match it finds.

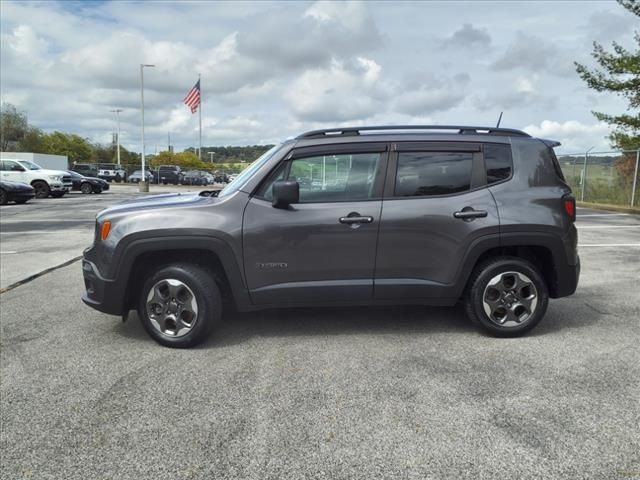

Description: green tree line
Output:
[0,103,271,170]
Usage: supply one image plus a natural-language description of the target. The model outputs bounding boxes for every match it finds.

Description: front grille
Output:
[63,175,72,184]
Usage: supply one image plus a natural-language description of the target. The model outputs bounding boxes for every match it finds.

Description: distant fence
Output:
[557,149,640,207]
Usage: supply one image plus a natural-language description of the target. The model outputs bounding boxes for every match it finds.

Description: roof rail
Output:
[297,125,531,139]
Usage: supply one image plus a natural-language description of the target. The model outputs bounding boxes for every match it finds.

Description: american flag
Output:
[183,79,200,114]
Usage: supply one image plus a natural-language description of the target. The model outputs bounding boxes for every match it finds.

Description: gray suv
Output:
[82,126,580,347]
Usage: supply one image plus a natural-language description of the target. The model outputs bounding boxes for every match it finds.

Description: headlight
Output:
[49,175,62,181]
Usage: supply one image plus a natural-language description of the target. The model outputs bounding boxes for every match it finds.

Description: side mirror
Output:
[272,180,299,209]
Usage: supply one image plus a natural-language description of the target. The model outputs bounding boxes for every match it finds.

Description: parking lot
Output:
[1,189,639,479]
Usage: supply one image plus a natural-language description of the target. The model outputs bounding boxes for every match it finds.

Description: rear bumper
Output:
[81,258,125,315]
[553,255,580,298]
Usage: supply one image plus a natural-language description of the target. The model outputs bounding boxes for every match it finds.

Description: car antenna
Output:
[496,111,503,128]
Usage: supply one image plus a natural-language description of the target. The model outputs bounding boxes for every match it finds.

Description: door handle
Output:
[339,214,374,225]
[453,209,488,220]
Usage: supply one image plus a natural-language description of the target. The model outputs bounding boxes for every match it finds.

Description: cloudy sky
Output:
[1,0,637,154]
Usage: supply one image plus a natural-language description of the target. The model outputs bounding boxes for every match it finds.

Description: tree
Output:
[17,127,46,153]
[150,150,207,170]
[41,131,94,163]
[0,103,29,151]
[575,0,639,151]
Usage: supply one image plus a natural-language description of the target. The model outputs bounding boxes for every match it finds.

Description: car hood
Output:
[33,168,69,177]
[97,192,213,219]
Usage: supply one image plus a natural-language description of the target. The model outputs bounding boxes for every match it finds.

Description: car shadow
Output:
[115,299,597,348]
[207,305,476,348]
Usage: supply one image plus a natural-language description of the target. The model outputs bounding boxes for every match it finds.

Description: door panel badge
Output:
[256,262,288,270]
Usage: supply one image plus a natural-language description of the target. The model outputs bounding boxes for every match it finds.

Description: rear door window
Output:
[395,151,473,197]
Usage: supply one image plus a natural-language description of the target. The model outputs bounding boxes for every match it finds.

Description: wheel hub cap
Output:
[145,279,198,338]
[482,271,538,327]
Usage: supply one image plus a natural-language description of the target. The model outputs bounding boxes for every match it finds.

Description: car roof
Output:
[290,125,553,148]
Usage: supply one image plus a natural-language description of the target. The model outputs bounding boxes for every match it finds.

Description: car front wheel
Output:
[0,189,7,205]
[464,257,549,337]
[32,181,50,198]
[138,263,222,348]
[81,182,93,194]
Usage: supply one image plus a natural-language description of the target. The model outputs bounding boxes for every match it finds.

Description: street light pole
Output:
[110,109,122,166]
[140,63,155,193]
[208,152,215,163]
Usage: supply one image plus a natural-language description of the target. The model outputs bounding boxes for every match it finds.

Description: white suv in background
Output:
[0,159,72,198]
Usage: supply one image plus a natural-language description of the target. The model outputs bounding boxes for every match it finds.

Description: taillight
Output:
[563,195,576,222]
[100,220,111,240]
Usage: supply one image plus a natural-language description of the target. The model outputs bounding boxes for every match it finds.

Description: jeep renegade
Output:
[82,125,580,347]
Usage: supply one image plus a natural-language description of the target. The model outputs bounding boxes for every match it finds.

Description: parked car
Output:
[67,170,109,194]
[181,170,209,186]
[71,163,99,177]
[0,159,72,198]
[81,125,580,347]
[157,165,182,185]
[97,163,127,182]
[214,173,229,183]
[0,180,35,205]
[129,169,156,184]
[202,172,215,184]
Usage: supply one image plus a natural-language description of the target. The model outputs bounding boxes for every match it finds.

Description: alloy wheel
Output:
[145,279,199,338]
[482,271,538,327]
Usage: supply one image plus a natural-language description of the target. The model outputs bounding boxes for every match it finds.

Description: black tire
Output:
[115,174,122,183]
[138,263,222,348]
[0,189,7,205]
[464,257,549,337]
[51,191,65,198]
[81,182,93,194]
[14,198,30,204]
[32,181,50,198]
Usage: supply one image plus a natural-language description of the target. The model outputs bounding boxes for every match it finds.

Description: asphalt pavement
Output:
[0,192,639,479]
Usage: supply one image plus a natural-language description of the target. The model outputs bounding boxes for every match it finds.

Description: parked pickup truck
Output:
[0,158,72,198]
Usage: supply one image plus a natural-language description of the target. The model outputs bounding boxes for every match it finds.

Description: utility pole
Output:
[631,149,639,207]
[139,63,155,193]
[110,109,122,166]
[581,146,594,202]
[208,152,215,163]
[198,73,202,160]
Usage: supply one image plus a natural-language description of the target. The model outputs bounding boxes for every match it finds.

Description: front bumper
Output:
[81,258,126,315]
[50,181,71,192]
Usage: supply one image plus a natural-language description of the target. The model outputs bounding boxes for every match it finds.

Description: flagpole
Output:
[198,73,202,160]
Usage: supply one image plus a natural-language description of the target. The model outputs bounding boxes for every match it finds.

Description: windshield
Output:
[68,170,82,177]
[218,144,285,198]
[18,160,42,170]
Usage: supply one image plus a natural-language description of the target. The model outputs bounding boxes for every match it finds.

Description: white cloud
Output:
[0,0,631,153]
[523,120,613,153]
[285,57,388,122]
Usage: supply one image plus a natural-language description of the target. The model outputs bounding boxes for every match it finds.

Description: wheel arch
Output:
[461,232,572,298]
[115,235,250,312]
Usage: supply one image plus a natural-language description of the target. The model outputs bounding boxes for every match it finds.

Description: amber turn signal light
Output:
[100,221,111,241]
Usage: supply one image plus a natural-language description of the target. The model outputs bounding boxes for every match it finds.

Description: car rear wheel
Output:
[81,182,93,194]
[464,257,549,337]
[32,181,50,198]
[0,189,7,205]
[138,263,222,348]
